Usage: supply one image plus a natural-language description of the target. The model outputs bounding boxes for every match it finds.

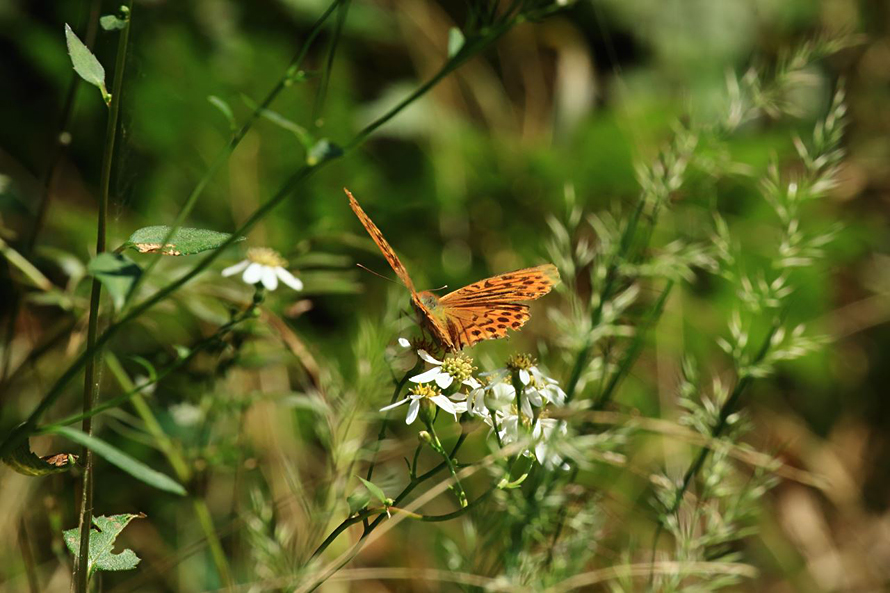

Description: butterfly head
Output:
[415,291,442,313]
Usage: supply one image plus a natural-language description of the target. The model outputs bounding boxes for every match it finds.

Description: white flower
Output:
[222,247,303,291]
[533,416,569,469]
[380,383,466,424]
[410,350,480,391]
[524,366,567,407]
[170,402,203,427]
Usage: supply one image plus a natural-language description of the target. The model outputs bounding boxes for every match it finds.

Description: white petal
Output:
[242,262,264,284]
[398,338,411,348]
[463,377,481,389]
[417,350,441,365]
[434,373,454,389]
[410,368,442,384]
[380,398,409,412]
[520,395,534,420]
[406,400,420,424]
[519,369,530,385]
[431,395,457,418]
[276,268,303,291]
[222,260,249,277]
[261,267,279,290]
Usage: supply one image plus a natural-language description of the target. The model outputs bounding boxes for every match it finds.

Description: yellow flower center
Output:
[506,353,536,372]
[441,353,476,382]
[247,247,287,268]
[409,383,441,399]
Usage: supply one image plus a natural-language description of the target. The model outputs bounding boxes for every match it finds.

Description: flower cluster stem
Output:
[423,420,467,508]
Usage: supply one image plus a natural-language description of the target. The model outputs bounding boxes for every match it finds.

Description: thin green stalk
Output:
[124,0,343,309]
[424,419,468,508]
[74,4,132,592]
[311,0,351,124]
[593,280,674,410]
[18,519,39,593]
[363,362,420,530]
[564,197,647,403]
[36,310,250,432]
[0,0,100,389]
[647,321,780,579]
[311,432,469,559]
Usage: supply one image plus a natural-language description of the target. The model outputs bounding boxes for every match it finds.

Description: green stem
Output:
[363,362,419,530]
[647,321,780,579]
[593,280,674,410]
[0,0,101,388]
[564,197,646,403]
[124,0,343,310]
[311,0,350,125]
[312,432,469,559]
[193,497,232,588]
[74,4,132,592]
[423,419,467,508]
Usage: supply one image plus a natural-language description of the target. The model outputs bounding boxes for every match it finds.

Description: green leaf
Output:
[447,27,465,58]
[64,24,109,104]
[124,225,244,256]
[242,95,314,149]
[64,514,144,577]
[208,95,236,132]
[306,139,343,166]
[87,253,142,312]
[1,436,76,476]
[49,426,186,496]
[100,14,127,31]
[358,476,387,504]
[347,490,370,515]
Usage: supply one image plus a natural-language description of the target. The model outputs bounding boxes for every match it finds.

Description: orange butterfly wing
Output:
[345,189,456,349]
[438,265,560,350]
[346,189,417,293]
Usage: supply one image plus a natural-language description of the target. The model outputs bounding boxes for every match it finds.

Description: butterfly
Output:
[346,189,560,351]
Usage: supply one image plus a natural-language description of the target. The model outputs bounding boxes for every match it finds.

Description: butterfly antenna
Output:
[356,263,402,286]
[429,284,449,293]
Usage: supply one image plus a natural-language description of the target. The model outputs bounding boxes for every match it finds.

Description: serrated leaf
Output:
[49,426,186,496]
[64,24,109,103]
[447,27,465,58]
[64,514,144,577]
[208,95,236,132]
[306,139,343,166]
[125,225,244,256]
[87,253,141,311]
[1,437,76,476]
[358,476,387,504]
[100,14,127,31]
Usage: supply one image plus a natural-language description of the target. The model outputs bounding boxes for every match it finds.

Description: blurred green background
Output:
[1,0,889,590]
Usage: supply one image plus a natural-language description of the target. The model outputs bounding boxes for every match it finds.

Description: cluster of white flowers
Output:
[382,345,569,469]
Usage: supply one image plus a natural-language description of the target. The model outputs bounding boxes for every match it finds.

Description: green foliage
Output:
[1,438,75,476]
[207,95,236,132]
[64,24,109,104]
[86,252,141,311]
[124,225,244,256]
[63,514,143,577]
[357,476,387,504]
[48,426,186,495]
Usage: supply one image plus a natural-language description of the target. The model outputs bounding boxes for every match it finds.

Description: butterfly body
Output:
[347,189,560,351]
